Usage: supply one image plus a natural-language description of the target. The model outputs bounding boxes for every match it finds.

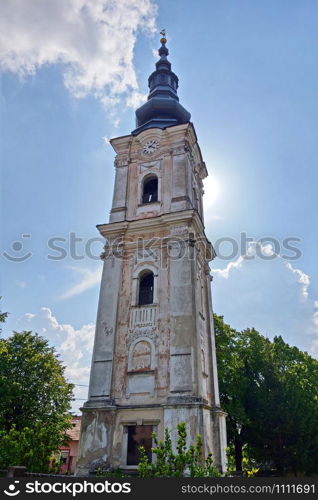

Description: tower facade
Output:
[77,35,227,475]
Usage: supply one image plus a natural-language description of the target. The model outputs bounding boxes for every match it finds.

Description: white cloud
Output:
[0,0,157,109]
[126,90,148,109]
[212,241,278,279]
[213,255,245,279]
[17,307,95,413]
[260,244,275,257]
[211,241,318,357]
[60,266,102,300]
[24,312,35,320]
[285,262,310,299]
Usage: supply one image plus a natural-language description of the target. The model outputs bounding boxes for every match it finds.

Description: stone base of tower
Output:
[76,400,227,476]
[163,400,227,473]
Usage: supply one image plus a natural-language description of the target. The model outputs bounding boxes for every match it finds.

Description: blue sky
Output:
[1,0,318,412]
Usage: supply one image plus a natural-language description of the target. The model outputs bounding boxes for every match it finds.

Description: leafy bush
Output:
[226,443,259,477]
[0,423,67,473]
[138,422,221,477]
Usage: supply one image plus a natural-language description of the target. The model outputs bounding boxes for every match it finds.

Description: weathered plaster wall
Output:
[77,123,227,475]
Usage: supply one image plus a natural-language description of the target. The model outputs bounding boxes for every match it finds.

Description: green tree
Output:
[0,331,73,472]
[215,314,318,476]
[247,335,318,475]
[214,314,249,471]
[0,298,8,332]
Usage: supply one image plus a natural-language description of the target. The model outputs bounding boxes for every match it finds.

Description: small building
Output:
[59,416,81,474]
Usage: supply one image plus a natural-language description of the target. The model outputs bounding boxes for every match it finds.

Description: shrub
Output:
[138,422,221,477]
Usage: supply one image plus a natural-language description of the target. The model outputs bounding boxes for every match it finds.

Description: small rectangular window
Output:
[127,425,153,466]
[61,450,69,464]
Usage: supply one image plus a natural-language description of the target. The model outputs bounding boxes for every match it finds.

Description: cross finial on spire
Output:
[160,29,167,44]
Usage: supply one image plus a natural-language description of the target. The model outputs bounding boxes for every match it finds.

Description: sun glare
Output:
[203,175,221,208]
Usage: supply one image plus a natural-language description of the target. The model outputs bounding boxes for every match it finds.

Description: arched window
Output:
[142,176,158,204]
[138,271,154,305]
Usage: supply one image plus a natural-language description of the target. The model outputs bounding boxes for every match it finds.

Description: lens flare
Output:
[203,175,221,208]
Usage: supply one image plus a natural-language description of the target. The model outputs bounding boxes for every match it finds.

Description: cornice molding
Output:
[97,209,216,261]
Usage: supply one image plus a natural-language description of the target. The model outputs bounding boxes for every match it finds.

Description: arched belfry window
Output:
[142,176,158,204]
[138,271,154,305]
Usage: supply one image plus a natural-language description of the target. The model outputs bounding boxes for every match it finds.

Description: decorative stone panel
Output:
[131,341,152,372]
[130,305,157,329]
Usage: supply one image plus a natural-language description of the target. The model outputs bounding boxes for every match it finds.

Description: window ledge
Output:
[136,202,160,215]
[131,303,158,308]
[127,369,155,376]
[138,201,160,206]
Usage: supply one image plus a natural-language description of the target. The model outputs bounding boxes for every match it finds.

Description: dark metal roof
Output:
[132,36,191,136]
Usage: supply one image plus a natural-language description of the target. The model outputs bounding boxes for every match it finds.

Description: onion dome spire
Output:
[132,30,191,135]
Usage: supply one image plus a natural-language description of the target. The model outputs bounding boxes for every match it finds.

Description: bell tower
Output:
[77,33,227,475]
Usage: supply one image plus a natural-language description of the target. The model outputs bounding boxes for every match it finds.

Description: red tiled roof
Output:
[66,416,81,441]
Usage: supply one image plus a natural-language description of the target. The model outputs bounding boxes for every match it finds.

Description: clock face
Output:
[142,139,160,155]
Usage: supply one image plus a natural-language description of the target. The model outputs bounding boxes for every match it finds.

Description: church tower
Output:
[77,33,227,475]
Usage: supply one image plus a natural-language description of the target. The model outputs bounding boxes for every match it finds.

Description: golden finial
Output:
[160,29,167,44]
